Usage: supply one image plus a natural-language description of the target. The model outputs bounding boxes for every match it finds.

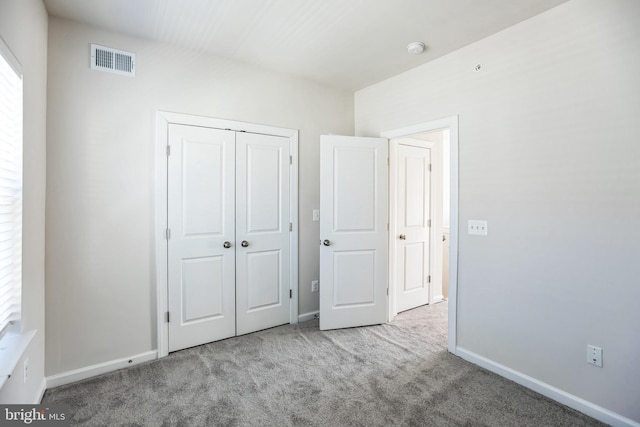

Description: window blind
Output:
[0,39,22,337]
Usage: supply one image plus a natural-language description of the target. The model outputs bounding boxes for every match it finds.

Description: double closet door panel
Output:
[236,132,291,336]
[167,125,291,352]
[167,125,236,352]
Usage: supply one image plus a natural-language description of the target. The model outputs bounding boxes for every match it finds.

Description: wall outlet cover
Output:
[587,345,603,368]
[23,358,28,384]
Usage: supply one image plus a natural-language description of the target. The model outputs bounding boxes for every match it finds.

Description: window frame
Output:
[0,34,30,391]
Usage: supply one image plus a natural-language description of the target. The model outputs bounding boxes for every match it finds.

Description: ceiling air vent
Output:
[90,44,136,76]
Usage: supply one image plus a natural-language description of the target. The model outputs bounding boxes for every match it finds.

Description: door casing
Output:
[155,111,299,358]
[381,116,459,354]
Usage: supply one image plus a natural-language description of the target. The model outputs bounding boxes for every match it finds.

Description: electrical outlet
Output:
[587,345,603,368]
[23,358,28,384]
[468,220,488,236]
[311,280,319,293]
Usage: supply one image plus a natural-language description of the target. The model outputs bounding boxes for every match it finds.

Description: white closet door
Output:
[235,132,291,335]
[167,124,236,352]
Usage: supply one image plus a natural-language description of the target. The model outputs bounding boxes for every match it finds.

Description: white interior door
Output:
[167,124,236,352]
[236,132,291,335]
[319,135,388,330]
[395,141,432,312]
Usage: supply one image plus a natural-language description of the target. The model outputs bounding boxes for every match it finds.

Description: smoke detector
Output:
[407,41,426,55]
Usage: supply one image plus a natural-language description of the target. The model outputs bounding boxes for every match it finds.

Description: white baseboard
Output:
[35,378,46,403]
[298,311,319,323]
[46,351,157,389]
[456,347,639,427]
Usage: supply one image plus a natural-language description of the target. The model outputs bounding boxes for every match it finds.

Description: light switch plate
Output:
[468,220,488,236]
[312,209,320,222]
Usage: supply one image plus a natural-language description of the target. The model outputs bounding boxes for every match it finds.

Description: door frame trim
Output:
[381,115,459,355]
[155,111,299,358]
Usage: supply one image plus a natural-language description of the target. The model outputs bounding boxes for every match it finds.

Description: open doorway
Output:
[389,129,449,314]
[381,117,458,354]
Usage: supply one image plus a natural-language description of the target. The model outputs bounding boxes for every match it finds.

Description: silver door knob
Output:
[399,234,406,240]
[241,240,249,247]
[323,239,331,246]
[223,241,231,248]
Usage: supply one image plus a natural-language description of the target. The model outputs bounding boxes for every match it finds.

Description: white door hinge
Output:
[166,311,170,323]
[289,155,293,165]
[289,222,293,232]
[166,145,171,156]
[427,275,431,283]
[166,228,171,240]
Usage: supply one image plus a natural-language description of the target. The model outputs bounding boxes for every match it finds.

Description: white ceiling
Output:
[43,0,568,92]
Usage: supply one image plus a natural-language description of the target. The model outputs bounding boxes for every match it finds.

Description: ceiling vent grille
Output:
[90,44,135,76]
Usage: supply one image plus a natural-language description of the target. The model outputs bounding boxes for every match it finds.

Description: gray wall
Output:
[46,17,353,376]
[355,0,640,421]
[0,0,48,403]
